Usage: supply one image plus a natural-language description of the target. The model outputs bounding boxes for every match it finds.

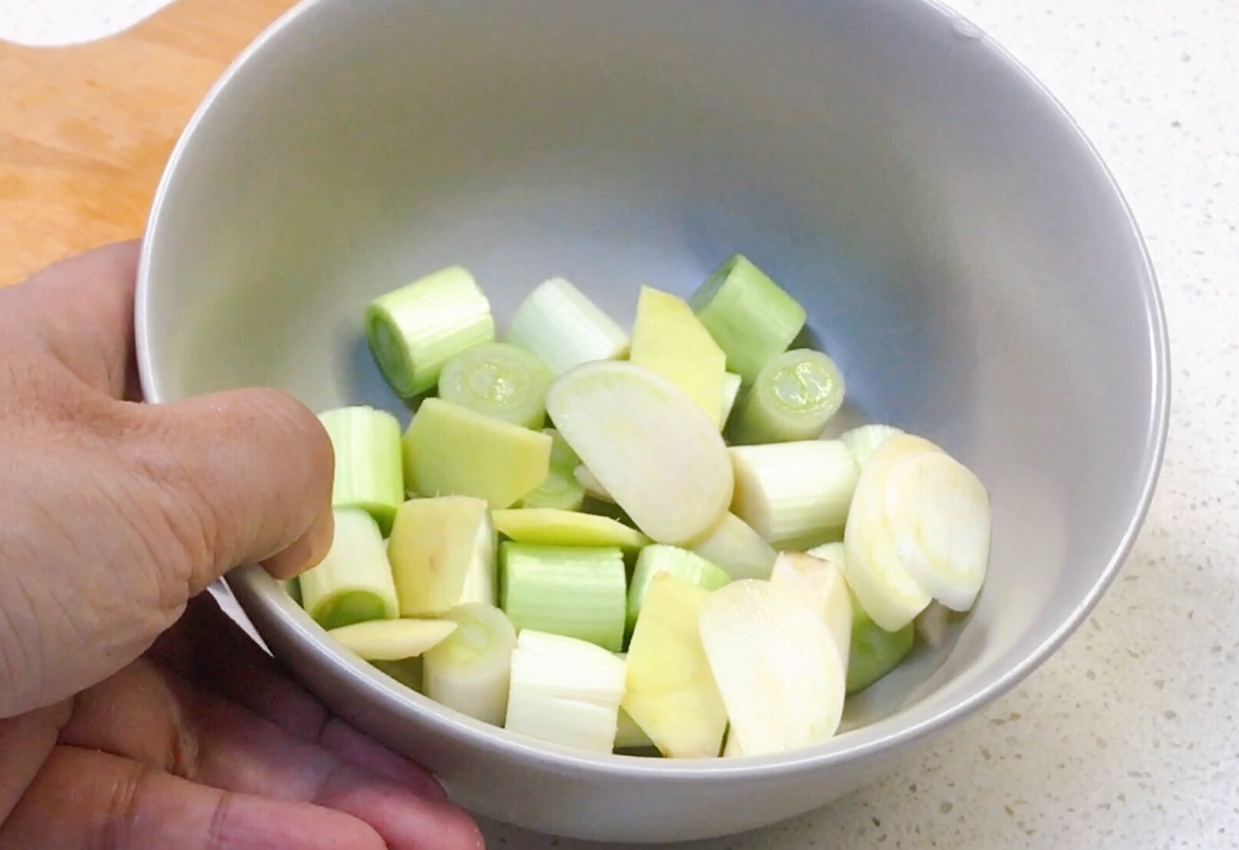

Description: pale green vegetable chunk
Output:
[623,573,728,758]
[388,495,496,616]
[318,406,404,535]
[492,509,650,550]
[729,440,859,549]
[299,508,399,631]
[574,465,614,503]
[327,618,457,661]
[689,512,777,580]
[806,541,915,693]
[504,630,627,753]
[519,429,586,510]
[366,265,495,397]
[546,361,732,546]
[728,349,845,445]
[506,277,630,375]
[403,398,552,509]
[627,545,731,632]
[839,423,904,468]
[438,342,552,430]
[500,543,627,651]
[423,603,517,726]
[689,254,806,384]
[629,286,727,428]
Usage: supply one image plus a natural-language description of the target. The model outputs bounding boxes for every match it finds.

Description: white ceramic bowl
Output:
[135,0,1169,841]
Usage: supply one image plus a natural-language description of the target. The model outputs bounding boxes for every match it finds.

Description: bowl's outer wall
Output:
[142,0,1167,842]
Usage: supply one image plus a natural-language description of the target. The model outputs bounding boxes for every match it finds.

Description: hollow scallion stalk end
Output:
[366,266,495,397]
[728,349,845,445]
[423,603,518,726]
[438,342,552,430]
[298,508,400,630]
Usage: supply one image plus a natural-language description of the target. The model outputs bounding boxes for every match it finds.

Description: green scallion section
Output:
[846,596,915,694]
[809,541,915,693]
[365,265,495,397]
[500,543,627,651]
[626,545,731,632]
[519,429,586,510]
[438,342,552,430]
[688,255,806,384]
[298,508,399,631]
[318,406,404,535]
[728,349,845,444]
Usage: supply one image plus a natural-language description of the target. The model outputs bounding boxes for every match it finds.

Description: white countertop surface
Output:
[4,1,1237,848]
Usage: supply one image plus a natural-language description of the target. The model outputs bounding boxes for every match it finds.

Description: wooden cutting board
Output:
[0,0,300,287]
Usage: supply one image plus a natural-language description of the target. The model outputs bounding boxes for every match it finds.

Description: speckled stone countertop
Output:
[5,1,1236,847]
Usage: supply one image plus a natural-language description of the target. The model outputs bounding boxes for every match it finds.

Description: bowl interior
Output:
[138,0,1166,838]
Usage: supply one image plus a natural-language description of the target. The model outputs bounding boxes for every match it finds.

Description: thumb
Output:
[128,387,335,593]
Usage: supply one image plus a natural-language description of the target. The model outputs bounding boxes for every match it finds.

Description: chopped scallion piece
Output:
[839,423,904,468]
[689,512,777,581]
[519,429,586,510]
[574,465,614,503]
[729,440,859,549]
[841,435,937,631]
[403,398,552,509]
[318,406,404,535]
[627,545,731,632]
[546,361,732,546]
[500,543,627,651]
[506,277,630,375]
[438,342,552,430]
[728,349,845,445]
[689,255,806,384]
[812,540,915,693]
[423,603,517,726]
[298,508,399,631]
[366,266,495,397]
[504,630,627,753]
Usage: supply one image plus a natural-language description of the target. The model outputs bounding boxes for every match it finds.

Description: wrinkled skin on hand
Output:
[0,243,483,849]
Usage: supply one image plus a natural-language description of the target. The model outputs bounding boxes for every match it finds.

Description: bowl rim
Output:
[137,0,1171,780]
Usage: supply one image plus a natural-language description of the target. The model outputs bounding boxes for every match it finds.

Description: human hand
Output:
[0,243,482,848]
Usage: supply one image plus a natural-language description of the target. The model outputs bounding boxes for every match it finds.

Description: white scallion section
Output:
[506,278,630,375]
[504,630,626,753]
[729,440,859,548]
